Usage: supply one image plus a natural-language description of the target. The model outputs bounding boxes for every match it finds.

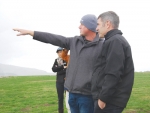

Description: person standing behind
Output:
[91,11,134,113]
[13,14,104,113]
[52,47,67,113]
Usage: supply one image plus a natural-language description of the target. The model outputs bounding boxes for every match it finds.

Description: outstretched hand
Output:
[13,28,34,36]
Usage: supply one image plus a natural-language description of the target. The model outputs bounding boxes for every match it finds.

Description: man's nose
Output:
[96,27,99,32]
[79,25,81,29]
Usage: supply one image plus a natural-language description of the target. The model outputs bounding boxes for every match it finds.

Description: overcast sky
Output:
[0,0,150,72]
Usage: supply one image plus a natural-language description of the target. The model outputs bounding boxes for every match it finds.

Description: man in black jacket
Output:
[91,11,134,113]
[52,47,67,113]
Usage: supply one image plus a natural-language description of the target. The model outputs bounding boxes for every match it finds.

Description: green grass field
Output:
[0,72,150,113]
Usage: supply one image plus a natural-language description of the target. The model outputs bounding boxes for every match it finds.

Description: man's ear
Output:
[106,20,111,29]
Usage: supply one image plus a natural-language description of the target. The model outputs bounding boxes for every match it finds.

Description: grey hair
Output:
[98,11,120,29]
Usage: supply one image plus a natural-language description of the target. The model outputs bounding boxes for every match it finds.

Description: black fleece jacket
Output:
[91,29,134,108]
[52,59,67,83]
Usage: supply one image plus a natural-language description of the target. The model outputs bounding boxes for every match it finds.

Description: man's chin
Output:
[99,34,104,38]
[80,33,85,36]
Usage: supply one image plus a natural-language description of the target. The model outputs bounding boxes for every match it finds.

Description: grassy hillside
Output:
[0,72,150,113]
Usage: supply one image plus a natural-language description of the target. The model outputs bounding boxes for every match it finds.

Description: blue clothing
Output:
[69,93,94,113]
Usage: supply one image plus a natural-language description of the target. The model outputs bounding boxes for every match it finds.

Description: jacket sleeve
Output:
[52,59,64,72]
[33,31,72,50]
[98,39,125,103]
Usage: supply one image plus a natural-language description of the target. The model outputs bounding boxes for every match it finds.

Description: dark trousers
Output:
[56,82,64,111]
[94,100,124,113]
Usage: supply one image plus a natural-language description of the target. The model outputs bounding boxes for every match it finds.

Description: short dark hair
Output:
[98,11,120,29]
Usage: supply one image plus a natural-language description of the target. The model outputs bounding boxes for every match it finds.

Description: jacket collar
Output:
[77,34,100,44]
[104,29,123,40]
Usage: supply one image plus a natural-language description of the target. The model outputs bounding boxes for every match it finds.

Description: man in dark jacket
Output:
[52,47,67,113]
[13,14,104,113]
[91,11,134,113]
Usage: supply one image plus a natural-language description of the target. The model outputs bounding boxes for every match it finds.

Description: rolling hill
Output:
[0,63,54,76]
